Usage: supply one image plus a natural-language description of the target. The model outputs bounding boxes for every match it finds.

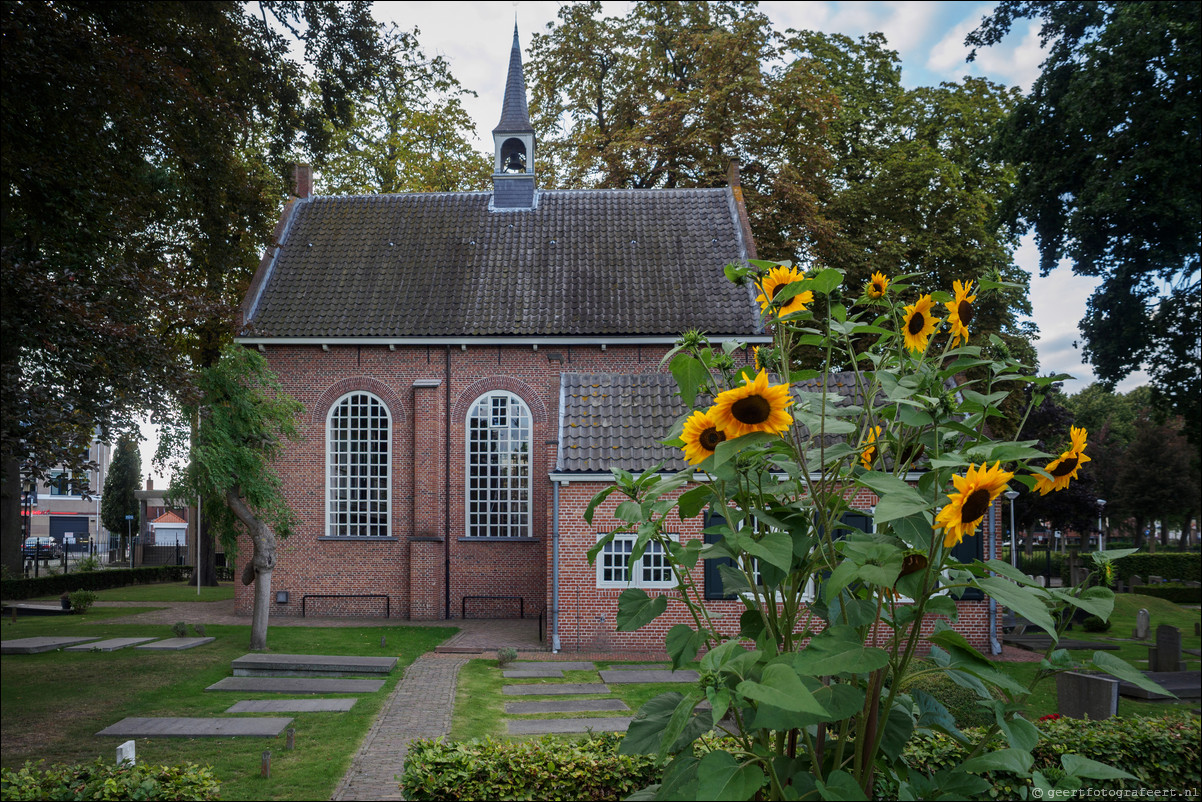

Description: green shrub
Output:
[0,565,192,600]
[75,555,101,572]
[1117,553,1201,584]
[68,589,97,615]
[402,733,660,801]
[899,715,1200,798]
[1132,583,1202,604]
[1081,615,1112,632]
[903,662,997,729]
[497,646,518,667]
[0,759,220,801]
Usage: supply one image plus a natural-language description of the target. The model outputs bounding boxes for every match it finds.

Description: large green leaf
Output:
[1053,585,1115,621]
[974,577,1057,636]
[959,748,1034,775]
[911,689,967,743]
[621,692,712,756]
[695,751,764,801]
[735,663,828,714]
[713,432,775,469]
[983,558,1043,587]
[880,703,915,761]
[677,485,712,520]
[816,770,867,801]
[1061,754,1137,781]
[658,689,706,761]
[1091,651,1176,698]
[857,470,915,498]
[666,624,707,670]
[616,588,667,632]
[793,626,890,676]
[670,354,710,407]
[872,488,932,524]
[739,528,794,573]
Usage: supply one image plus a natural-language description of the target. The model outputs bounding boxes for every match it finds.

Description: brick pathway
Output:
[331,654,467,802]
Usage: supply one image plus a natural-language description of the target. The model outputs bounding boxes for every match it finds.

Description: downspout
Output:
[552,481,562,652]
[987,500,1001,655]
[444,346,452,620]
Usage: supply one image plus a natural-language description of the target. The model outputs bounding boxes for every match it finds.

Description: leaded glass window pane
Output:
[327,393,390,537]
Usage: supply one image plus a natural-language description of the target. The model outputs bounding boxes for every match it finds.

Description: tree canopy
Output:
[967,1,1201,443]
[100,435,142,548]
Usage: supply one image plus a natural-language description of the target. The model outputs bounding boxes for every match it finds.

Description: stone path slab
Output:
[506,717,632,735]
[97,717,292,738]
[505,699,630,714]
[136,637,215,651]
[2,636,99,654]
[66,637,158,652]
[206,677,384,694]
[232,653,397,677]
[605,663,670,670]
[1118,671,1202,700]
[512,661,595,670]
[502,683,610,696]
[600,669,699,684]
[503,668,564,679]
[226,699,358,713]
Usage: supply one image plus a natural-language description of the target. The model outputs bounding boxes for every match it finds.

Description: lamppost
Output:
[1004,490,1020,567]
[1097,498,1107,551]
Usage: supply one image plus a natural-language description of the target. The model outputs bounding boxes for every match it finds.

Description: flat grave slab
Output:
[225,699,357,713]
[503,668,564,679]
[66,637,158,652]
[97,717,292,738]
[605,663,670,670]
[502,683,610,696]
[0,604,72,617]
[231,653,396,677]
[136,637,215,651]
[206,677,385,694]
[1003,634,1120,652]
[2,636,99,654]
[1117,671,1202,700]
[506,699,630,714]
[506,717,632,735]
[512,661,595,671]
[600,669,699,684]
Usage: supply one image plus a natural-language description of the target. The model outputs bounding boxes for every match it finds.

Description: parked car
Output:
[22,536,62,559]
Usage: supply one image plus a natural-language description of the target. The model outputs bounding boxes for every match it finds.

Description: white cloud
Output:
[970,19,1045,91]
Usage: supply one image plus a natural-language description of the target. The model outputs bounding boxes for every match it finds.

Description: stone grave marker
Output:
[116,741,135,765]
[1129,575,1144,587]
[1153,625,1182,672]
[1133,608,1150,640]
[1149,575,1164,584]
[1056,672,1118,720]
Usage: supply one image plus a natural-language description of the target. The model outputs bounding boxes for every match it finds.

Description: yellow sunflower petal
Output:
[901,295,940,353]
[860,425,882,470]
[1032,428,1091,495]
[866,272,889,300]
[681,409,728,465]
[756,265,814,319]
[944,280,977,345]
[936,461,1014,547]
[710,370,794,439]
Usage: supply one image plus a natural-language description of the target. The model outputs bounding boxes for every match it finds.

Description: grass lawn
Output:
[30,581,236,603]
[1,611,456,801]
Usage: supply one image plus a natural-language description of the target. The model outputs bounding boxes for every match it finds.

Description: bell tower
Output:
[491,23,536,210]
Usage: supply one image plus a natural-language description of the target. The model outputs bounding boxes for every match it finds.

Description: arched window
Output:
[326,392,391,537]
[466,392,531,538]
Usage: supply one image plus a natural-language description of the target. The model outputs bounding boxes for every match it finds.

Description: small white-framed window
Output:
[326,392,392,537]
[596,533,679,589]
[466,392,532,538]
[48,470,78,497]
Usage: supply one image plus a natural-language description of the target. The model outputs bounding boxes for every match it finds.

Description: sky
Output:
[141,0,1151,483]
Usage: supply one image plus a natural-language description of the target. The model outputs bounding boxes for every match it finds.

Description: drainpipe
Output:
[987,500,1001,655]
[444,346,452,620]
[552,480,562,652]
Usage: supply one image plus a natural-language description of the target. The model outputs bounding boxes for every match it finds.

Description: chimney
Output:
[727,159,758,260]
[293,163,313,199]
[146,478,153,491]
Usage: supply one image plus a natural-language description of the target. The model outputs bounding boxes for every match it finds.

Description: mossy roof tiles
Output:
[242,188,761,338]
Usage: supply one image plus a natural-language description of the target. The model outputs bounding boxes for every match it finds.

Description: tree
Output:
[170,344,301,650]
[1113,410,1199,551]
[313,25,491,194]
[100,436,142,557]
[967,2,1202,443]
[0,1,406,576]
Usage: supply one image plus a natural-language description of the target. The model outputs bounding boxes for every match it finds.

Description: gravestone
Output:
[1133,608,1150,640]
[1153,625,1182,672]
[1114,578,1126,594]
[1072,566,1090,586]
[1149,575,1164,584]
[116,741,135,766]
[1056,672,1118,720]
[1129,575,1144,587]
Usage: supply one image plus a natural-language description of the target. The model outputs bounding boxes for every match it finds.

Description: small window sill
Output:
[457,537,541,543]
[317,536,399,542]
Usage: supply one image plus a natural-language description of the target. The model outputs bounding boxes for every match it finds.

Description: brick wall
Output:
[550,480,1003,652]
[237,342,690,620]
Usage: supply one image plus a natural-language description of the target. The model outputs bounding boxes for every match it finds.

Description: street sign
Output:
[125,514,134,520]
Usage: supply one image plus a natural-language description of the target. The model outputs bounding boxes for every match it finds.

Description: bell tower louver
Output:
[491,23,536,210]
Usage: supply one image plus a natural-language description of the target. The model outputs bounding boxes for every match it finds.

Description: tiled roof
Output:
[242,188,760,338]
[555,371,871,474]
[152,511,187,525]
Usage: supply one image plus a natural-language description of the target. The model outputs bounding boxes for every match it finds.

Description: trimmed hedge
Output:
[0,759,219,801]
[1116,553,1201,585]
[0,565,192,600]
[401,717,1199,801]
[402,733,660,801]
[901,715,1200,798]
[1133,583,1202,604]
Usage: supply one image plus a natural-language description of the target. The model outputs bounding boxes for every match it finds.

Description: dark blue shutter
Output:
[703,510,737,601]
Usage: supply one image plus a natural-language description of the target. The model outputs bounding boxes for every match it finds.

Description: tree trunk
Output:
[225,487,276,651]
[198,514,218,586]
[1,457,22,576]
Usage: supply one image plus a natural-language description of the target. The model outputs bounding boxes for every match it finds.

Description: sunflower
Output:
[901,294,939,353]
[1033,426,1091,495]
[935,461,1015,548]
[756,265,814,319]
[860,425,882,469]
[753,345,763,373]
[866,271,889,300]
[681,409,728,465]
[709,370,794,439]
[944,280,977,344]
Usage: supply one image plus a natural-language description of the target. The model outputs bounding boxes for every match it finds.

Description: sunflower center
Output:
[908,311,926,335]
[1050,457,1078,477]
[699,427,726,451]
[959,488,992,523]
[958,299,974,325]
[873,281,885,295]
[731,395,772,425]
[769,282,788,300]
